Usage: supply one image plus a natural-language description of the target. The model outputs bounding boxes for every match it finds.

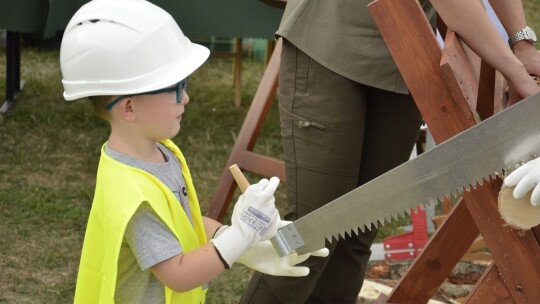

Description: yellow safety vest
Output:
[74,139,208,303]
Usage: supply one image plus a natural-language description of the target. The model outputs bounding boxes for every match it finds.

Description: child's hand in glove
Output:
[211,177,281,268]
[237,221,329,276]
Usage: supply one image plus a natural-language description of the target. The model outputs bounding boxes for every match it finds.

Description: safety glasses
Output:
[105,78,188,111]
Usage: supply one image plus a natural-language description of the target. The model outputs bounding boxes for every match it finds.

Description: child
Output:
[60,0,327,303]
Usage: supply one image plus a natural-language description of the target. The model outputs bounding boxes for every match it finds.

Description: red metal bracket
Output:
[383,207,428,261]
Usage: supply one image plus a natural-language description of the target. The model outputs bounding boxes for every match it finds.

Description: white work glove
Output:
[504,158,540,206]
[211,177,281,268]
[237,221,329,277]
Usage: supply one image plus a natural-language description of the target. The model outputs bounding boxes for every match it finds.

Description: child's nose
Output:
[182,91,190,105]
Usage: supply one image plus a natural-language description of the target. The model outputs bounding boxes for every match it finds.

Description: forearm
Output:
[203,215,223,239]
[150,217,226,292]
[430,0,539,101]
[151,243,226,293]
[488,0,540,73]
[488,0,527,36]
[430,0,525,80]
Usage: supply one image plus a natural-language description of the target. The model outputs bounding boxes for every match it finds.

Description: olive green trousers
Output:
[241,39,423,304]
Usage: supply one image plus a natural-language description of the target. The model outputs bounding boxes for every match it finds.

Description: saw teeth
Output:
[328,234,338,243]
[424,201,436,210]
[312,150,540,252]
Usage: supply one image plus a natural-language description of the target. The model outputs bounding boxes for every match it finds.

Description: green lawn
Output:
[1,2,539,302]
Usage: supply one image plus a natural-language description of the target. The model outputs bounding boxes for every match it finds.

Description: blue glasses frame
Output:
[105,78,188,111]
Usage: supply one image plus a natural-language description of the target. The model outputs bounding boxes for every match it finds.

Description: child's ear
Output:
[117,98,136,121]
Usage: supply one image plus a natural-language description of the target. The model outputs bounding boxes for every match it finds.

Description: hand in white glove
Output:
[237,221,329,277]
[504,158,540,206]
[230,176,282,242]
[211,177,281,268]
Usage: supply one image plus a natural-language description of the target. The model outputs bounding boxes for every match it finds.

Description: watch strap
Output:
[509,26,537,48]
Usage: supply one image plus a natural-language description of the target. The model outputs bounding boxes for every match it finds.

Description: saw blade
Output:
[271,92,540,256]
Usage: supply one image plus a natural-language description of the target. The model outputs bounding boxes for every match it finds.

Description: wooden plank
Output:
[234,37,242,107]
[440,32,480,122]
[239,151,285,182]
[207,39,282,220]
[442,31,497,121]
[464,262,514,303]
[477,61,496,120]
[436,15,447,40]
[369,0,540,302]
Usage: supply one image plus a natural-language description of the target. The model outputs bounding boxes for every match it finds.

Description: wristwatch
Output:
[508,26,537,48]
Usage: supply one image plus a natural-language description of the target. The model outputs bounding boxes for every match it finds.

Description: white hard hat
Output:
[60,0,210,101]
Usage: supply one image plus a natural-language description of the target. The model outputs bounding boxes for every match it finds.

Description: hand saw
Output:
[270,92,540,257]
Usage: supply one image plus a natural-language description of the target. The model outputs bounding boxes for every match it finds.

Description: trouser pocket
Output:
[279,105,326,132]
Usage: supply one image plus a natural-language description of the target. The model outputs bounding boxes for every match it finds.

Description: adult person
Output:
[241,0,539,303]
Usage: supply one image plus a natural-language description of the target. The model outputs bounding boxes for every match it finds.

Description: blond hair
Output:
[89,96,117,121]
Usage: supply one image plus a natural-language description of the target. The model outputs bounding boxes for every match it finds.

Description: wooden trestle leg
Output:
[368,0,540,302]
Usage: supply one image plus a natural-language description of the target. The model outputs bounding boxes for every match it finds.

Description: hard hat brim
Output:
[62,39,210,101]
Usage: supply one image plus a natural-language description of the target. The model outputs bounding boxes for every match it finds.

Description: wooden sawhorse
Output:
[208,1,540,302]
[369,0,540,302]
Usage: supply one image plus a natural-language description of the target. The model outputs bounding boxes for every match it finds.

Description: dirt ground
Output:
[360,259,490,303]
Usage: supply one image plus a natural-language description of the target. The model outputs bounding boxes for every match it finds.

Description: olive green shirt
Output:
[276,0,436,94]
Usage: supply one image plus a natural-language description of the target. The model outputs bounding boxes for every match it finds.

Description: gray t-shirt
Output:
[105,142,192,303]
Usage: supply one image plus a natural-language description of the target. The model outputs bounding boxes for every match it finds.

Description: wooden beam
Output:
[369,0,540,302]
[464,262,514,303]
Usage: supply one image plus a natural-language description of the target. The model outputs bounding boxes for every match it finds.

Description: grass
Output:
[1,2,539,302]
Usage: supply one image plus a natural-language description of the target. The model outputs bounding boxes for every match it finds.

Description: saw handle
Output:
[229,164,250,193]
[229,164,298,257]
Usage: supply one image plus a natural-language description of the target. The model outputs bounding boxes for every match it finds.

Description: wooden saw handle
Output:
[229,164,250,193]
